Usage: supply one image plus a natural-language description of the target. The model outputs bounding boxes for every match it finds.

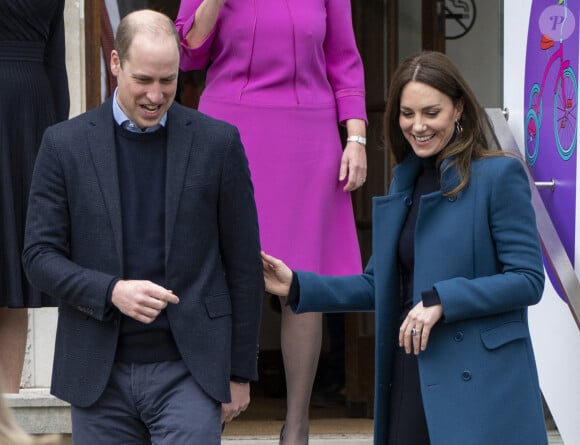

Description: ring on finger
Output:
[411,327,421,336]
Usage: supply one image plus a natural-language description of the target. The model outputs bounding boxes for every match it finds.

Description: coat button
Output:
[462,370,472,381]
[454,331,464,342]
[448,196,457,202]
[404,197,412,206]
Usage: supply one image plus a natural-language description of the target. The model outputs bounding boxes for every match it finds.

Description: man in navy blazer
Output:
[22,9,263,445]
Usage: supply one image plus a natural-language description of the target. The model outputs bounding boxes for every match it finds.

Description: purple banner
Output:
[524,0,578,300]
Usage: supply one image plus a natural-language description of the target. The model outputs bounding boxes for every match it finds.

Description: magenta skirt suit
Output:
[176,0,366,275]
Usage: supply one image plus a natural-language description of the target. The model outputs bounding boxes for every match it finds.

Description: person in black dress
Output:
[0,0,69,392]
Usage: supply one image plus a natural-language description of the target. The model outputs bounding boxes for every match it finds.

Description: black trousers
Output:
[387,347,431,445]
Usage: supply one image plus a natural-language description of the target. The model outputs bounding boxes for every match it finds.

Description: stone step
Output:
[222,435,565,445]
[4,388,70,434]
[4,389,565,444]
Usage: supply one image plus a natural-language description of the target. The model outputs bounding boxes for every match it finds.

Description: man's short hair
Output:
[114,9,180,66]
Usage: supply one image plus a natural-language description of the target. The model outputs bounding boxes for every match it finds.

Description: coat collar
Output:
[392,153,461,195]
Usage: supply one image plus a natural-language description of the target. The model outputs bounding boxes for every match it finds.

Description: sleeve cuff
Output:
[421,288,441,307]
[105,277,120,319]
[286,272,300,307]
[177,14,216,71]
[230,375,250,384]
[336,91,367,125]
[107,277,120,305]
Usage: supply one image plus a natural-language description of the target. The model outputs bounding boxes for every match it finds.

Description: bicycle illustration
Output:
[525,1,578,166]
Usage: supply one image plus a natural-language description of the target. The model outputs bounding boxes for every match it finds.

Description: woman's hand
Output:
[261,251,293,298]
[399,302,443,355]
[340,142,367,191]
[340,118,367,192]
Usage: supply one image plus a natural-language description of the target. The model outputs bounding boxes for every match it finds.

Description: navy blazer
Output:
[293,154,547,445]
[23,99,263,407]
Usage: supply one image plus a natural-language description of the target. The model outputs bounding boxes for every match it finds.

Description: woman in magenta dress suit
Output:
[175,1,367,442]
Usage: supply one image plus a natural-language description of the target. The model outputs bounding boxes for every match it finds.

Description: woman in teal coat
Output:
[263,51,548,445]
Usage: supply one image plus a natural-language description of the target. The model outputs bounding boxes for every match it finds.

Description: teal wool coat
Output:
[294,154,547,445]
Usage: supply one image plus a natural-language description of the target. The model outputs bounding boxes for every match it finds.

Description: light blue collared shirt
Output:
[112,88,167,133]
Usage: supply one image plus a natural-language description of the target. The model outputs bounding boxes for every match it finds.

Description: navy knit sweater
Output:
[114,125,180,363]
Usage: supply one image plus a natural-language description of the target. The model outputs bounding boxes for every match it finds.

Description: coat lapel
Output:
[164,105,194,262]
[86,100,123,261]
[371,154,423,254]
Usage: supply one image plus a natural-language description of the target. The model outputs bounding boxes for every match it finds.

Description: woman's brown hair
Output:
[384,51,504,196]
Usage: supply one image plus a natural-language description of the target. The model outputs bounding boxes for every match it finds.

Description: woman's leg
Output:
[279,303,322,445]
[0,307,28,393]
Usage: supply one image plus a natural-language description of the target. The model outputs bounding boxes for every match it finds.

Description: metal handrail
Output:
[486,108,580,329]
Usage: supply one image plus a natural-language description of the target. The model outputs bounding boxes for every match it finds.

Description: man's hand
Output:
[221,381,250,423]
[111,280,179,323]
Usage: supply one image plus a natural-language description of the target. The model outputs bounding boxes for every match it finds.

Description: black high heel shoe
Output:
[279,423,309,444]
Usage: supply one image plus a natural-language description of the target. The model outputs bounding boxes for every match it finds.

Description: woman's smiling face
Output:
[399,81,463,158]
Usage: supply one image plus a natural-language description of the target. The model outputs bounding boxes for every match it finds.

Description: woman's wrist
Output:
[346,135,366,146]
[345,117,366,130]
[345,118,366,145]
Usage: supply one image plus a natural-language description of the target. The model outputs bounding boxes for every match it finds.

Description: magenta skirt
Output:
[200,97,362,275]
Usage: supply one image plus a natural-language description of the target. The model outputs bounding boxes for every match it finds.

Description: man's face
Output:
[110,33,179,129]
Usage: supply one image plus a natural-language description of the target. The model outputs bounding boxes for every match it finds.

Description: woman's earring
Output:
[455,119,463,134]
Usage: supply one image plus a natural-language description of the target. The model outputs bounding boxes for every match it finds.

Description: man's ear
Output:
[110,50,120,77]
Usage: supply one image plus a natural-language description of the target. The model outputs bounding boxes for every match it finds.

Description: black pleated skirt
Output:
[0,41,59,307]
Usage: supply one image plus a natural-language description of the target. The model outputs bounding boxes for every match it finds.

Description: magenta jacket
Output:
[175,0,366,123]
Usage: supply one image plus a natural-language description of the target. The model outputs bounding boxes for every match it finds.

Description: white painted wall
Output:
[398,0,502,108]
[447,0,502,107]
